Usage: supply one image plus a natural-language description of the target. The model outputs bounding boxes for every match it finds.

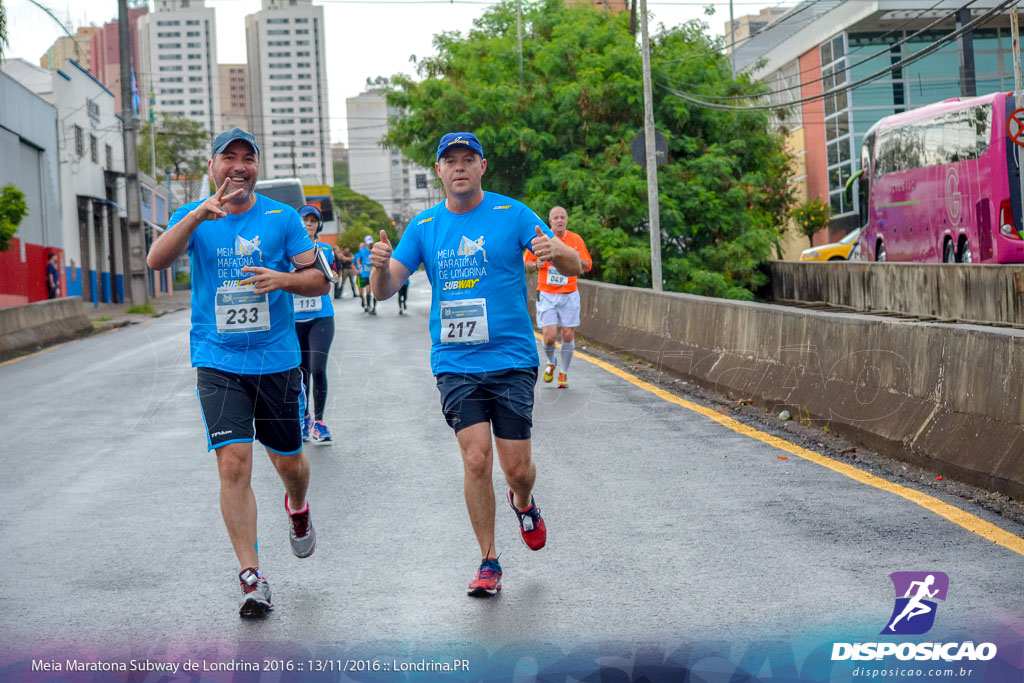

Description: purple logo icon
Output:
[881,572,950,635]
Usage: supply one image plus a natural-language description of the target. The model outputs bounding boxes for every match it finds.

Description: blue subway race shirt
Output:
[356,246,373,277]
[168,193,314,374]
[294,241,335,321]
[391,191,552,375]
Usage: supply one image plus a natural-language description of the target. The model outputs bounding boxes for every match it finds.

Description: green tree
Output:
[331,185,398,250]
[139,112,209,202]
[790,197,831,247]
[385,0,795,299]
[0,184,28,252]
[0,0,8,61]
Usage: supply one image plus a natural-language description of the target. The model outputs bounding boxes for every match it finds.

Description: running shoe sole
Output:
[467,585,501,597]
[239,596,273,618]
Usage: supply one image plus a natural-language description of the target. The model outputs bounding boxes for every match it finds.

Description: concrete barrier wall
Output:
[768,261,1024,325]
[566,280,1024,500]
[0,297,93,356]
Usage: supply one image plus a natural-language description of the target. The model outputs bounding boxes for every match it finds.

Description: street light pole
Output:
[517,0,523,87]
[118,0,148,304]
[639,0,663,291]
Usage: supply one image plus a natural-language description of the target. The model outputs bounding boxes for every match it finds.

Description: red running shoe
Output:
[467,558,502,597]
[507,489,547,550]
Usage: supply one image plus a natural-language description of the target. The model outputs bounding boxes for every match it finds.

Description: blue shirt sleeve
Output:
[520,204,552,253]
[392,222,424,273]
[167,203,197,251]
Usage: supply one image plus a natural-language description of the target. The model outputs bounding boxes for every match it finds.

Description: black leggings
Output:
[295,316,335,422]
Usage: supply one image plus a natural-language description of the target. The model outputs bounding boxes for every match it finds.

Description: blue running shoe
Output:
[301,414,312,442]
[311,421,332,443]
[467,558,502,597]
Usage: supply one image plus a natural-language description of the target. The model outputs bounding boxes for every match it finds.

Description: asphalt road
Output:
[1,272,1022,680]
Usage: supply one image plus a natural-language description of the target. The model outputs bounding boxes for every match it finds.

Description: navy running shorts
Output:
[435,367,538,440]
[196,367,304,455]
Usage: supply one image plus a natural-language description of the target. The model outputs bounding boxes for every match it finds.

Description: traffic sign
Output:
[1007,108,1024,148]
[631,130,668,166]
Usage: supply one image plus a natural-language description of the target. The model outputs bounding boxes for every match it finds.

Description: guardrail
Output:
[767,261,1024,326]
[0,297,93,358]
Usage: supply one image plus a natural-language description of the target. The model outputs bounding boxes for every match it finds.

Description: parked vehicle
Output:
[254,177,305,209]
[800,228,861,261]
[851,92,1024,263]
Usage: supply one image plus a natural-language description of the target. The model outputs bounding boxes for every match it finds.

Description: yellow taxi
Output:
[799,228,861,262]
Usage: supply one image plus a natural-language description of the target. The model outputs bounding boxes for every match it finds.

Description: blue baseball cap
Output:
[298,205,321,220]
[436,132,484,162]
[212,127,259,157]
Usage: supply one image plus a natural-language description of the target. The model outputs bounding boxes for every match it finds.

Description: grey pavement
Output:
[1,272,1022,679]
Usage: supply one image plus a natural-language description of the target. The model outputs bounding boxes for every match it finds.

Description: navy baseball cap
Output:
[212,127,259,156]
[436,132,484,162]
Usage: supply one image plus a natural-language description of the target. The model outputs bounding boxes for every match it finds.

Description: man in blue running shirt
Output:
[355,235,376,315]
[146,128,332,618]
[370,132,581,597]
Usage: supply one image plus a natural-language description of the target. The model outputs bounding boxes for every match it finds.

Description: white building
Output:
[245,0,332,185]
[2,58,171,306]
[137,0,221,138]
[347,89,436,229]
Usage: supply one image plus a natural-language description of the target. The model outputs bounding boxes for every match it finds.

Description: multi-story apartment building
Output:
[89,6,147,113]
[219,64,250,132]
[137,0,221,138]
[346,89,437,231]
[724,7,790,51]
[245,0,332,185]
[40,27,100,73]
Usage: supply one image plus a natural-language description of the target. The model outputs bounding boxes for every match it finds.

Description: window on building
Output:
[415,174,427,189]
[89,134,98,163]
[820,34,854,217]
[74,125,84,156]
[106,144,113,169]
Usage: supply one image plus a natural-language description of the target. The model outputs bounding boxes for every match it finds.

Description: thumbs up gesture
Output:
[530,225,555,263]
[370,229,393,269]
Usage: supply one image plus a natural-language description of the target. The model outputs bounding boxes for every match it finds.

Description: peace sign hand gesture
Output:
[194,179,244,222]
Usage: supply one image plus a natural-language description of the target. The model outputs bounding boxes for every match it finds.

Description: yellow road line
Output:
[558,338,1024,557]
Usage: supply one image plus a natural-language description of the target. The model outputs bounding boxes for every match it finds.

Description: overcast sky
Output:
[4,0,795,146]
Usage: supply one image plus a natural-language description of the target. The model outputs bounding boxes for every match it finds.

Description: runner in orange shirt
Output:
[524,206,592,388]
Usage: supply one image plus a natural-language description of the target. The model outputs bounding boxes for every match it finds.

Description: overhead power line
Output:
[674,0,983,102]
[662,0,1015,112]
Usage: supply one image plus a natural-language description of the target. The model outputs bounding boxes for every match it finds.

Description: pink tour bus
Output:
[854,91,1024,263]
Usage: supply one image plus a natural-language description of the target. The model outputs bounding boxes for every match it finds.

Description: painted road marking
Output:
[556,338,1024,557]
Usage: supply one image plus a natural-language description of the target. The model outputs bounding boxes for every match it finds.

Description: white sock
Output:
[544,344,556,365]
[288,499,308,515]
[560,341,575,372]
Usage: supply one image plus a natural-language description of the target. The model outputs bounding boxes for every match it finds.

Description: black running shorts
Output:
[435,367,538,440]
[196,367,304,454]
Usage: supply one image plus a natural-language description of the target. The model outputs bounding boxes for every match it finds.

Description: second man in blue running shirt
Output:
[369,131,582,597]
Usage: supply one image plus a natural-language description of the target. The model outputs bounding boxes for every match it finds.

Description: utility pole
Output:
[517,0,523,87]
[290,140,297,177]
[639,0,662,291]
[729,0,737,80]
[118,0,148,305]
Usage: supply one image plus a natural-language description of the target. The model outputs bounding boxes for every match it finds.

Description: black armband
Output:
[297,248,334,282]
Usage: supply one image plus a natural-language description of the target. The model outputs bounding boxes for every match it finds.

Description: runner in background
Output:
[355,235,376,315]
[524,206,592,388]
[294,205,336,444]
